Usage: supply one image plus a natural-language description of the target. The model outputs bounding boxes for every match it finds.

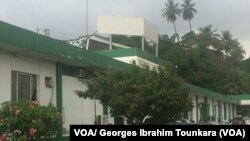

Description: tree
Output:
[178,48,227,91]
[240,57,250,72]
[220,30,235,55]
[220,30,245,64]
[159,34,250,95]
[181,0,197,32]
[229,43,245,65]
[0,100,61,141]
[162,0,181,35]
[75,66,193,124]
[224,67,250,94]
[197,25,220,49]
[181,31,197,48]
[112,35,141,49]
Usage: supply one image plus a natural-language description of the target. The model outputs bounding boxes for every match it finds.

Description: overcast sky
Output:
[0,0,249,58]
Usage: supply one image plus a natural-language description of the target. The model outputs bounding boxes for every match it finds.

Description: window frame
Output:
[11,71,37,102]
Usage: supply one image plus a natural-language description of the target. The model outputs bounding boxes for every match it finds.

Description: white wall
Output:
[0,53,11,103]
[192,97,197,122]
[62,75,94,132]
[189,93,237,123]
[114,56,159,70]
[240,100,250,105]
[97,16,159,43]
[234,105,237,117]
[62,75,113,133]
[229,104,233,120]
[0,53,56,106]
[188,95,196,122]
[114,56,137,65]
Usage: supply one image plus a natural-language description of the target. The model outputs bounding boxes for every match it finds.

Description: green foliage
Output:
[162,0,181,34]
[181,31,197,48]
[196,25,221,49]
[75,66,193,124]
[0,100,61,141]
[224,68,250,94]
[112,35,156,55]
[161,0,181,23]
[112,35,141,48]
[157,22,250,95]
[240,58,250,72]
[220,30,245,64]
[177,48,226,92]
[181,0,197,31]
[181,0,197,21]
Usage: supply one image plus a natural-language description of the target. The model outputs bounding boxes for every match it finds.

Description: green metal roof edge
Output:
[228,95,250,100]
[0,21,131,70]
[185,83,238,104]
[95,48,166,65]
[95,48,137,58]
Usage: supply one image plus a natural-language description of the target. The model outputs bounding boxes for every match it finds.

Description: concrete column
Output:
[196,95,198,123]
[86,37,90,50]
[204,97,208,122]
[142,36,144,51]
[224,102,226,120]
[109,34,112,50]
[156,44,158,57]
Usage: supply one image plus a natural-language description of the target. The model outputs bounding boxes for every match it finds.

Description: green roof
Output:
[95,48,165,65]
[186,83,238,104]
[0,21,131,70]
[228,95,250,100]
[0,21,242,105]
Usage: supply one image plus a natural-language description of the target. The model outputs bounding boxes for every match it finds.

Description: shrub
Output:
[0,100,61,141]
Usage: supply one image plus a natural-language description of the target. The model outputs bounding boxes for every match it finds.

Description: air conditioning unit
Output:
[97,115,109,125]
[102,115,109,125]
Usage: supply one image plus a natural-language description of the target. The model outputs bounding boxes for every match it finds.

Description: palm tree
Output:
[181,0,197,32]
[230,43,245,64]
[197,25,220,49]
[224,68,249,94]
[220,30,241,56]
[220,31,245,63]
[162,0,181,35]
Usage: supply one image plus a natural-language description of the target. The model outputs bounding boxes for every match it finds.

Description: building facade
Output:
[1,20,250,140]
[0,21,131,137]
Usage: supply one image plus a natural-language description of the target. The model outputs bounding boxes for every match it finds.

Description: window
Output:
[11,71,37,102]
[45,77,53,88]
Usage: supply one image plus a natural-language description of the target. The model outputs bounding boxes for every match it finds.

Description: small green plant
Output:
[0,100,61,141]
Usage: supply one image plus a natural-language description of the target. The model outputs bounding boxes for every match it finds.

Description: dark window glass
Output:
[11,71,17,101]
[11,71,37,102]
[31,75,37,101]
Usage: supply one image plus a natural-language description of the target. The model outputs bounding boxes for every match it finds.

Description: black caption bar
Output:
[70,125,250,140]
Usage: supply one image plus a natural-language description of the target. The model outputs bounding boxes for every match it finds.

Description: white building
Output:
[67,16,159,57]
[95,48,240,123]
[66,34,132,50]
[65,36,86,48]
[1,18,250,140]
[0,21,131,138]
